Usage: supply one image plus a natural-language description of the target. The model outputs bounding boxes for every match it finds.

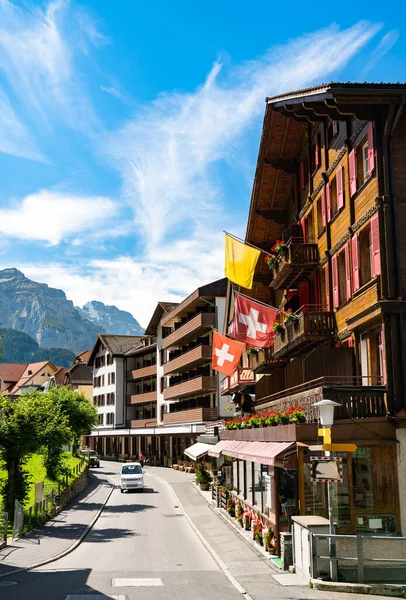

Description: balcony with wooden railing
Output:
[269,243,319,290]
[220,367,256,395]
[127,419,157,429]
[163,312,216,349]
[163,375,217,400]
[163,406,218,425]
[127,363,156,380]
[249,347,289,374]
[257,376,387,421]
[164,344,212,375]
[273,308,336,359]
[127,390,157,404]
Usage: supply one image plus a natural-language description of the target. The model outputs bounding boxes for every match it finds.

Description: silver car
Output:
[120,462,144,493]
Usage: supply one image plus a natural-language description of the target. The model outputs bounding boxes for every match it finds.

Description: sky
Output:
[0,0,405,328]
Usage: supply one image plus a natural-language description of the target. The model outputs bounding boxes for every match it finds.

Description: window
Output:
[261,465,274,513]
[359,225,372,287]
[326,121,339,147]
[361,141,369,181]
[349,123,375,197]
[246,462,254,505]
[233,460,238,493]
[330,177,338,217]
[111,372,115,385]
[317,196,324,236]
[238,460,245,497]
[111,392,115,405]
[352,448,374,511]
[98,413,104,425]
[338,250,346,306]
[312,133,321,172]
[253,462,261,507]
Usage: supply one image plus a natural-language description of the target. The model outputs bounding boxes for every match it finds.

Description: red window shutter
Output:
[321,188,326,228]
[352,234,360,292]
[337,165,344,209]
[315,134,320,168]
[371,214,381,276]
[300,160,305,190]
[347,336,354,348]
[332,122,339,137]
[299,281,310,312]
[326,183,332,222]
[300,216,308,243]
[367,122,375,174]
[332,255,339,308]
[348,149,357,196]
[324,264,330,311]
[344,241,352,300]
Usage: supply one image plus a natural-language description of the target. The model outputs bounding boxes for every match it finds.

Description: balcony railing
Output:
[127,364,156,380]
[257,376,387,420]
[127,419,157,428]
[163,407,218,425]
[269,243,319,290]
[163,375,217,400]
[127,391,157,404]
[163,313,216,349]
[273,309,336,358]
[164,344,212,375]
[249,347,289,374]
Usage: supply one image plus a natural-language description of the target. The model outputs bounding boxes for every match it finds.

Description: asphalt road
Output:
[0,462,243,600]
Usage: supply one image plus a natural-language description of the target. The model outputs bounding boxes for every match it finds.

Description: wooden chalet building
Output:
[220,83,406,548]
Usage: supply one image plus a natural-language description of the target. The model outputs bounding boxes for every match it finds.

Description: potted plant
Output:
[195,463,211,491]
[283,308,298,325]
[286,405,306,423]
[264,253,278,269]
[263,527,274,552]
[243,511,252,530]
[272,240,288,255]
[226,503,236,517]
[272,321,284,334]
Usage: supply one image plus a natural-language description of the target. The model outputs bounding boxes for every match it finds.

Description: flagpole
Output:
[224,230,270,255]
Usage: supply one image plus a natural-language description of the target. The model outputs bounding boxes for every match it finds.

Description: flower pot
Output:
[199,483,210,491]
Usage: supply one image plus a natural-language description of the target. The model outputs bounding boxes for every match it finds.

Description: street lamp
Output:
[313,398,341,582]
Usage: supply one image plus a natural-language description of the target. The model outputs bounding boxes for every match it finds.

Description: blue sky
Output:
[0,0,404,327]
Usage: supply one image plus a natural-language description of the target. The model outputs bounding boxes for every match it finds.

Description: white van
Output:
[120,462,144,493]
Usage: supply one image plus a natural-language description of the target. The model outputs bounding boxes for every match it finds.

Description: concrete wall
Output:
[397,428,406,534]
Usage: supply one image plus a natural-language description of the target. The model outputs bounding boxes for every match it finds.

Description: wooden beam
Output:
[255,209,288,224]
[263,158,297,174]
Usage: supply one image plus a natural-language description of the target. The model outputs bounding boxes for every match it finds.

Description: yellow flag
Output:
[224,234,260,289]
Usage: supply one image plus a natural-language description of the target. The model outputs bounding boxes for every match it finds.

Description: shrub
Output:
[195,463,211,485]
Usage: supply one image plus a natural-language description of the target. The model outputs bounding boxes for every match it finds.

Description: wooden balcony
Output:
[127,419,157,429]
[163,312,216,349]
[127,364,156,380]
[163,375,217,400]
[269,243,319,290]
[220,367,256,395]
[273,311,336,358]
[163,407,218,425]
[249,347,289,374]
[164,344,212,375]
[127,391,157,405]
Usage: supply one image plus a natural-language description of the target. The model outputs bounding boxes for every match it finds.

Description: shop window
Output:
[246,462,254,505]
[359,225,372,287]
[238,460,245,498]
[261,465,273,513]
[233,460,238,493]
[253,462,261,507]
[352,448,374,511]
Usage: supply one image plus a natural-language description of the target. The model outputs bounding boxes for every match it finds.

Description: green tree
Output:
[41,387,97,479]
[0,392,45,516]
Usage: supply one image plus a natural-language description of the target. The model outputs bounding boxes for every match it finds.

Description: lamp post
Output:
[313,399,341,582]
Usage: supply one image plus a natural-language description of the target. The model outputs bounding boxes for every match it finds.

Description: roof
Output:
[74,350,92,365]
[144,302,179,336]
[161,278,227,327]
[87,334,146,366]
[54,366,68,387]
[7,361,58,395]
[64,362,93,385]
[0,362,28,383]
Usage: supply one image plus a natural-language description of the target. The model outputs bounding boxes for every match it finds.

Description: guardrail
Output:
[311,533,406,583]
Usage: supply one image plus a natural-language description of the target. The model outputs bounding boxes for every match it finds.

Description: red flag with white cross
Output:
[212,331,245,376]
[232,293,278,348]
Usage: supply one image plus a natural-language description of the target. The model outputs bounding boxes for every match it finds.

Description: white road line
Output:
[112,577,164,587]
[65,596,127,600]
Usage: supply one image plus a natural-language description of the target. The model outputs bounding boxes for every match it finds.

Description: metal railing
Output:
[311,533,406,583]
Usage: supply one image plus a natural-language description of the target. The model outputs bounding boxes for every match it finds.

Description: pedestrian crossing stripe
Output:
[112,578,164,587]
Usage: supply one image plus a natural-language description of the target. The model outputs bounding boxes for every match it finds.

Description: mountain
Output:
[77,301,144,336]
[0,328,75,367]
[0,268,144,354]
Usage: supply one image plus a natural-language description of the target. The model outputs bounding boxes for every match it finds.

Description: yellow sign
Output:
[323,443,358,453]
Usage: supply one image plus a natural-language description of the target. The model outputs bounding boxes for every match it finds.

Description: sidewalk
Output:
[0,470,113,578]
[149,467,392,600]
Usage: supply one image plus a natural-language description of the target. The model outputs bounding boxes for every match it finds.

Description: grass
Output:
[0,452,82,510]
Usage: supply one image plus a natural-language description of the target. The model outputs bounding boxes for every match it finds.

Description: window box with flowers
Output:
[272,321,284,334]
[283,309,299,326]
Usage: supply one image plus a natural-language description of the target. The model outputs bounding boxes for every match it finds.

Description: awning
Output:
[207,440,243,458]
[184,442,213,461]
[209,440,296,466]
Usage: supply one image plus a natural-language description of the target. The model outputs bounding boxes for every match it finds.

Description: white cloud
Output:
[362,30,400,76]
[0,0,100,159]
[108,22,381,251]
[0,190,118,246]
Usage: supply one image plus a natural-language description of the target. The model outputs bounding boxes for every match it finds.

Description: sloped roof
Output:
[54,366,68,387]
[144,301,179,336]
[0,362,28,383]
[7,361,57,395]
[161,278,227,327]
[64,362,93,384]
[74,350,92,365]
[87,334,146,366]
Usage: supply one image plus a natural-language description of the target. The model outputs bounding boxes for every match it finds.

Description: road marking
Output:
[112,578,164,587]
[0,581,18,586]
[65,596,127,600]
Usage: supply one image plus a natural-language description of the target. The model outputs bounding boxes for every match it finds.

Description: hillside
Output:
[0,328,75,367]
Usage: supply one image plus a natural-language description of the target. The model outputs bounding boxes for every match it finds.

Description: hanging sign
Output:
[310,456,343,483]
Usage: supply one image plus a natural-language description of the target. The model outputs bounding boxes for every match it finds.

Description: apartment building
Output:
[217,83,406,549]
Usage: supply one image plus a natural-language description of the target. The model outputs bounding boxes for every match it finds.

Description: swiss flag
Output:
[212,331,245,376]
[232,293,278,348]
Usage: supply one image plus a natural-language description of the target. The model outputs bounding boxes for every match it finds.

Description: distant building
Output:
[0,361,65,396]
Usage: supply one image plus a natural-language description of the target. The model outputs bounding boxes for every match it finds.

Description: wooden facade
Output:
[222,83,406,541]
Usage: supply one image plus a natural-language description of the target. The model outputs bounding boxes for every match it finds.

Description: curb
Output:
[148,472,254,600]
[0,477,115,580]
[311,579,406,598]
